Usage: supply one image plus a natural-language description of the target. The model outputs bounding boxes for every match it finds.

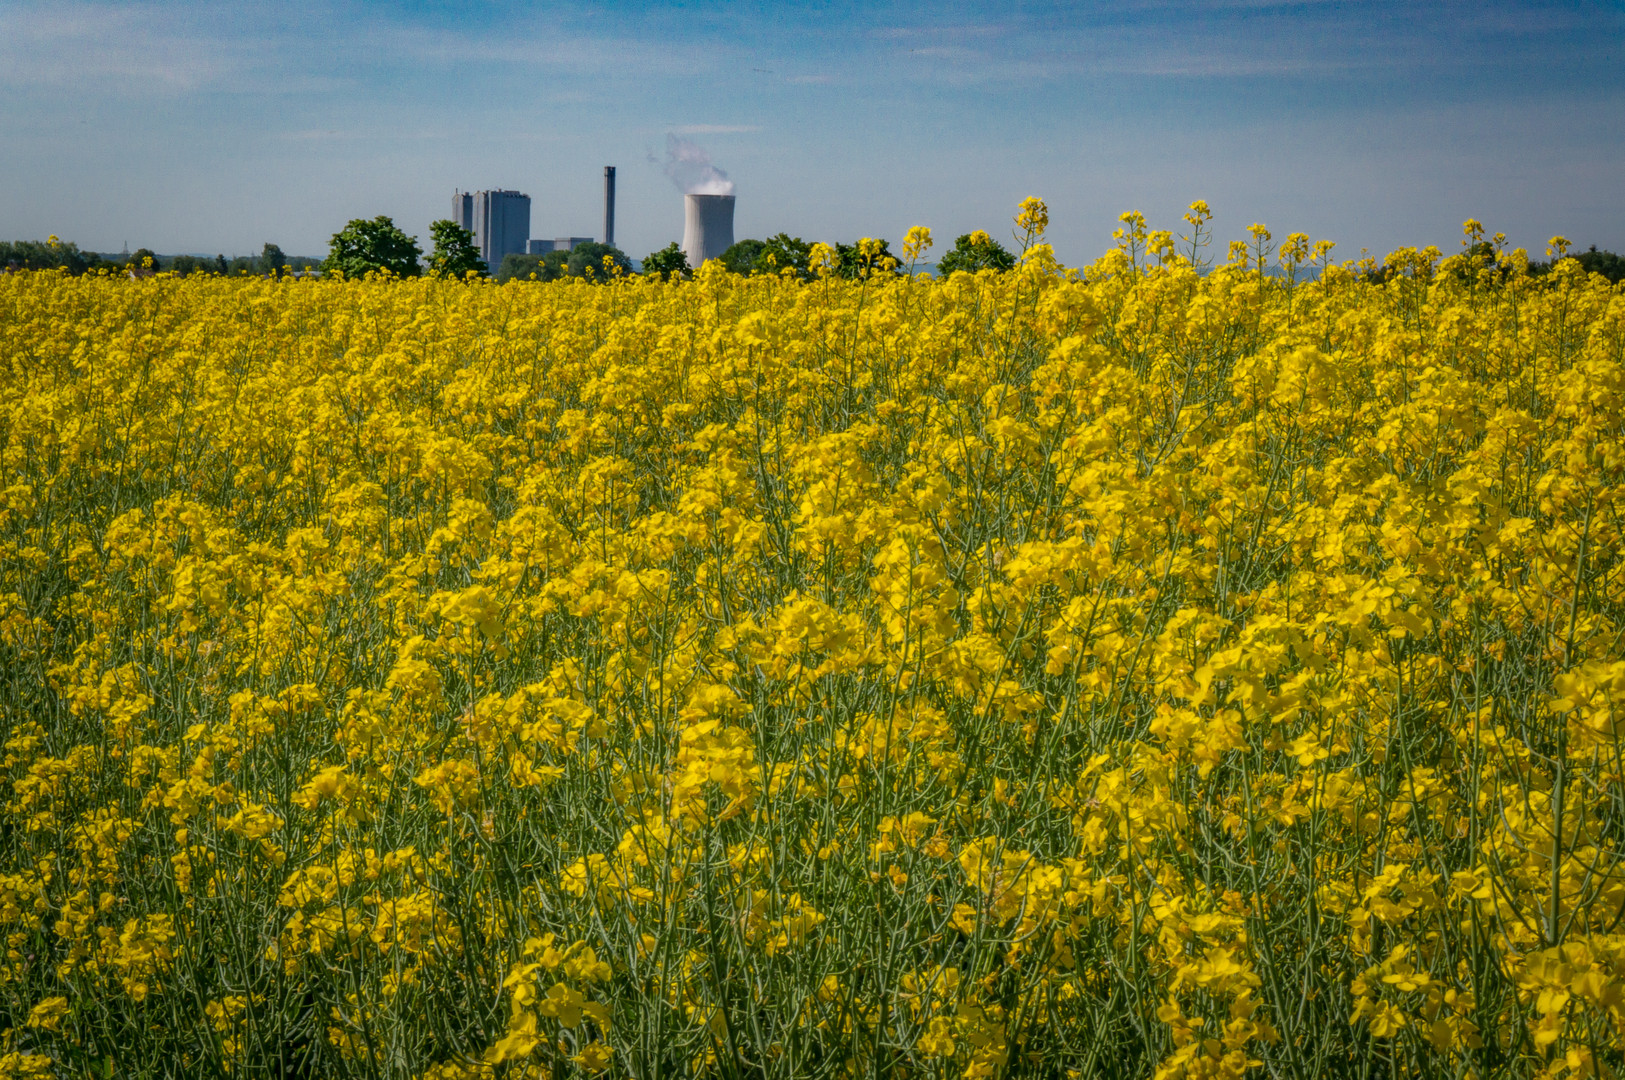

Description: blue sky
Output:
[2,0,1621,265]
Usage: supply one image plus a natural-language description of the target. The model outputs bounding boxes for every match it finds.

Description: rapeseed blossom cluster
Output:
[1,204,1623,1079]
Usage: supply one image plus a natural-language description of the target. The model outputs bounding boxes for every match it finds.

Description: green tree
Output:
[641,242,690,281]
[128,248,159,272]
[760,233,814,277]
[260,243,287,277]
[169,254,214,275]
[495,251,569,283]
[323,216,422,279]
[720,239,767,275]
[427,220,486,280]
[936,231,1015,275]
[0,238,88,274]
[1575,245,1625,284]
[566,242,632,282]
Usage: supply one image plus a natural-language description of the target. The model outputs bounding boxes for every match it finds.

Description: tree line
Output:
[325,217,1029,283]
[16,221,1622,286]
[0,239,321,276]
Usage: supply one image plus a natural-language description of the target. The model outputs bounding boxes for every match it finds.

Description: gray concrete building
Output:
[530,238,594,253]
[454,189,531,268]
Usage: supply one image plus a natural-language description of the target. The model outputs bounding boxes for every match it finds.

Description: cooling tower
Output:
[682,194,735,271]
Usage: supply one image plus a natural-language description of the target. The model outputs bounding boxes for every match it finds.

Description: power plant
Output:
[454,158,743,273]
[453,169,617,268]
[682,194,735,272]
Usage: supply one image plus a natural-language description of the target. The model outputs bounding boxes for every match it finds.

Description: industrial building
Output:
[528,238,595,254]
[452,169,623,267]
[453,189,531,269]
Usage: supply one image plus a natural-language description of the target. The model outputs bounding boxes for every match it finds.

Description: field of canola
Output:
[1,206,1624,1080]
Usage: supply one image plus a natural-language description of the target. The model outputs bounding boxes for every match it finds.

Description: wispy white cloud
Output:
[0,3,241,91]
[671,124,760,136]
[0,0,721,95]
[1464,5,1601,35]
[372,18,720,79]
[277,128,453,143]
[1104,51,1363,78]
[902,45,986,60]
[873,23,1008,41]
[863,0,1622,86]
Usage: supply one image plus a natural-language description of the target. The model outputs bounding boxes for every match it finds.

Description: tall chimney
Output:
[603,166,616,248]
[682,194,735,272]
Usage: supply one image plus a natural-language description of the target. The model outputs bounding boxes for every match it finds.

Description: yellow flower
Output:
[1015,197,1049,237]
[902,226,933,262]
[573,1040,615,1072]
[917,1016,956,1057]
[1367,1001,1407,1038]
[4,197,1623,1079]
[26,996,70,1030]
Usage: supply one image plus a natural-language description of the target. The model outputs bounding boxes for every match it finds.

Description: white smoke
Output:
[662,134,735,196]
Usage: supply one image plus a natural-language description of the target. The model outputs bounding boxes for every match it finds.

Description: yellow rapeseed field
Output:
[2,203,1624,1079]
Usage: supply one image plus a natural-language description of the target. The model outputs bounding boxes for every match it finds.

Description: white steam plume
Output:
[662,134,734,196]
